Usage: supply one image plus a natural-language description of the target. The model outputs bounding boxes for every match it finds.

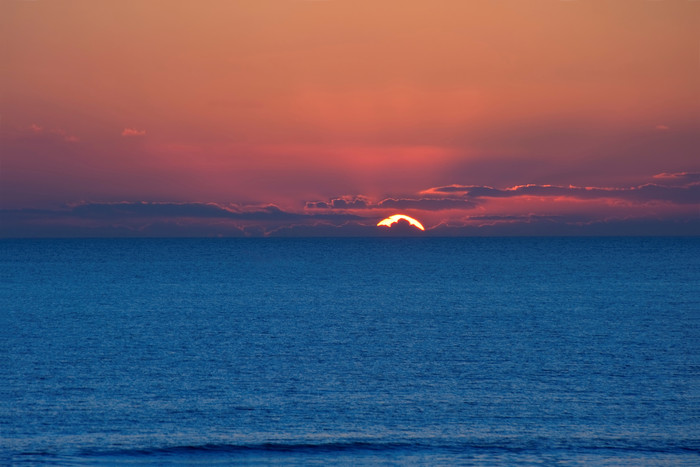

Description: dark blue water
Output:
[1,238,699,465]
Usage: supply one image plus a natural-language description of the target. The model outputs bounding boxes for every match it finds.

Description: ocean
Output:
[1,237,699,465]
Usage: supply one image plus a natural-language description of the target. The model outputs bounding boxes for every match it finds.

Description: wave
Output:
[84,441,426,457]
[6,438,697,465]
[80,438,700,458]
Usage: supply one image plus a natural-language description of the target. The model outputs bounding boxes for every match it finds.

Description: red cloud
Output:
[3,172,699,237]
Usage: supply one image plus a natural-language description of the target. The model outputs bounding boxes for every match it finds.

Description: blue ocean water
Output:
[1,237,699,465]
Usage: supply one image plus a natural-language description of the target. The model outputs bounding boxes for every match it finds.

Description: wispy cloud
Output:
[652,172,700,184]
[22,124,79,142]
[419,179,700,205]
[298,173,700,236]
[306,175,700,212]
[306,196,478,210]
[121,128,146,137]
[2,173,698,237]
[49,128,80,143]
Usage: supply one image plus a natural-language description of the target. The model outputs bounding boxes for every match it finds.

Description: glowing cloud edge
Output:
[376,214,425,231]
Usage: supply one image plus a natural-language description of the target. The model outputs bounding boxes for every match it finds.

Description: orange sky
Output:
[1,0,699,236]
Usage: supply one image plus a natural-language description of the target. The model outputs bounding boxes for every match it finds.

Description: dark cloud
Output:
[331,197,368,209]
[376,198,478,210]
[68,202,239,219]
[427,217,700,237]
[375,217,425,236]
[465,214,578,222]
[652,172,700,185]
[270,220,425,237]
[3,172,699,237]
[60,202,362,221]
[422,181,700,205]
[306,201,329,209]
[306,177,700,212]
[306,196,477,210]
[422,185,499,195]
[0,202,363,238]
[305,197,368,209]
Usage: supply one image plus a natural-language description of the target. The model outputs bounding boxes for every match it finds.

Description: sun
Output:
[377,214,425,231]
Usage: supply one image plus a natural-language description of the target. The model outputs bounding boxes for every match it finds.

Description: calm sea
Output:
[1,238,699,465]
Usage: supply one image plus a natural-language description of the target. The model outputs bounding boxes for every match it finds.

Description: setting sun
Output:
[377,214,425,231]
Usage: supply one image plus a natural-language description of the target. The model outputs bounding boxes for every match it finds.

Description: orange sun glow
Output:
[377,214,425,231]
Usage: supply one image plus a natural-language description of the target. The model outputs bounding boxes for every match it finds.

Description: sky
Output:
[1,0,699,237]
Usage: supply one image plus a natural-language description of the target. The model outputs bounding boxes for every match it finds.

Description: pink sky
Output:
[2,0,699,236]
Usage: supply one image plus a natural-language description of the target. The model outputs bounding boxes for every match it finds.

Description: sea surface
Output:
[1,237,699,465]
